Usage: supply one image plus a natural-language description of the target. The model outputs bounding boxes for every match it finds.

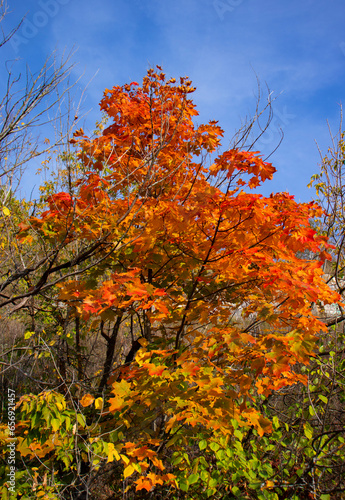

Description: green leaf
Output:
[234,429,243,440]
[77,413,86,428]
[304,422,313,439]
[209,441,220,452]
[166,434,180,448]
[179,480,189,492]
[198,439,207,450]
[200,470,210,482]
[231,418,239,430]
[64,416,71,430]
[188,473,199,485]
[318,395,328,404]
[272,415,280,429]
[171,454,183,466]
[51,418,60,432]
[216,449,227,461]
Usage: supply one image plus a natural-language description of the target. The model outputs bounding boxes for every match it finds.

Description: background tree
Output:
[0,0,87,471]
[309,111,345,322]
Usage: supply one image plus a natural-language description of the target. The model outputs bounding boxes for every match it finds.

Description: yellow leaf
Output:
[111,379,132,397]
[124,463,135,478]
[120,454,130,465]
[80,394,95,407]
[107,442,121,462]
[55,397,66,412]
[51,418,60,432]
[24,331,35,340]
[2,207,10,216]
[95,397,103,410]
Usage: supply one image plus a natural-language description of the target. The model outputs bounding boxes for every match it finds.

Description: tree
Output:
[0,0,78,189]
[0,67,341,499]
[309,111,345,323]
[0,0,86,410]
[297,113,345,499]
[0,0,81,315]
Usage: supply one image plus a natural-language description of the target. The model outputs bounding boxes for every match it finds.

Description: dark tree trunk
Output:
[98,314,123,394]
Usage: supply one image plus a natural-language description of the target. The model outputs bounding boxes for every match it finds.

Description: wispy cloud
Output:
[2,0,345,201]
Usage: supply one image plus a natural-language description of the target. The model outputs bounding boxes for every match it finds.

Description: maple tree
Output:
[0,67,342,499]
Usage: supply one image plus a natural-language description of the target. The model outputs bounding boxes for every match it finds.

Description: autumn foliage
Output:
[1,68,342,499]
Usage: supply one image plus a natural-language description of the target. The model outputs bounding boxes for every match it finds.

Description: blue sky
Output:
[2,0,345,201]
